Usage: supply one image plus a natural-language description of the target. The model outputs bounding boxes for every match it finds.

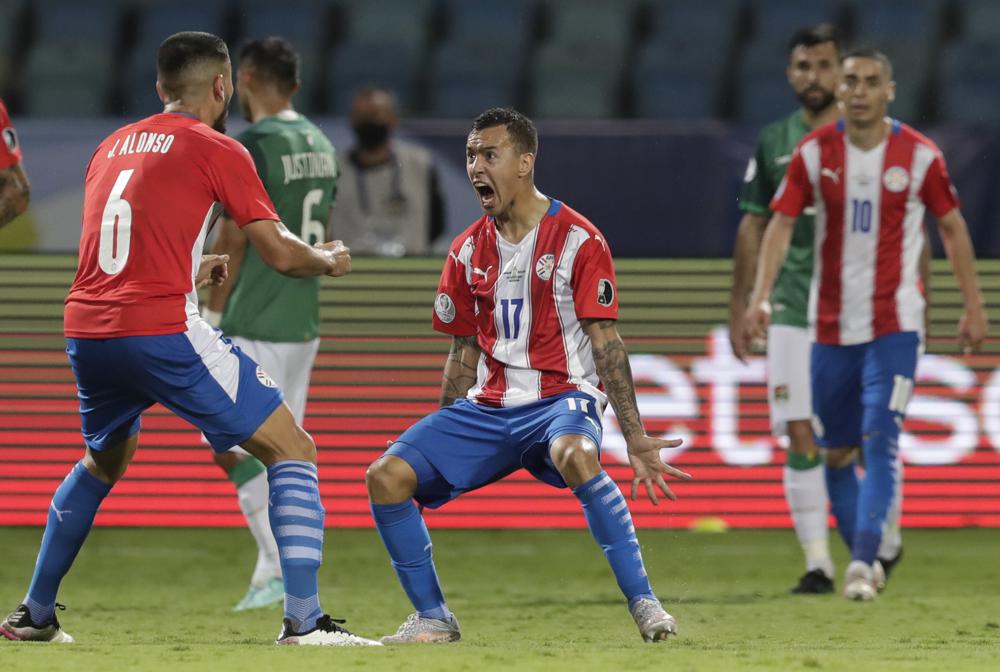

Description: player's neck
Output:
[249,97,294,124]
[494,188,550,245]
[801,103,838,130]
[844,117,890,151]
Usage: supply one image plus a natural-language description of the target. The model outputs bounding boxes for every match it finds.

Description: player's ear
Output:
[887,80,896,103]
[519,152,534,178]
[155,81,167,104]
[213,74,226,103]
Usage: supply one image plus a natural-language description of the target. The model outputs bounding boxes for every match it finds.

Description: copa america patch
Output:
[882,166,910,193]
[597,278,614,307]
[2,127,17,153]
[435,292,456,323]
[535,253,555,281]
[256,366,277,388]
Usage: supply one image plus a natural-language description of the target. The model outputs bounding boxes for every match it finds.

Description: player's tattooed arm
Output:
[583,318,692,505]
[439,335,480,407]
[0,163,30,229]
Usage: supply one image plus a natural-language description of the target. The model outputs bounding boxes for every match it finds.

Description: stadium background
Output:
[1,0,999,531]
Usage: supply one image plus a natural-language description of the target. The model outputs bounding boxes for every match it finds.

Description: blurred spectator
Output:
[332,85,444,256]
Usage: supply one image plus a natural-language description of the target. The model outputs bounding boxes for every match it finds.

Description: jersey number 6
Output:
[98,169,135,275]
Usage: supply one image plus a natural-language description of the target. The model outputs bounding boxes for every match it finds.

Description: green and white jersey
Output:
[220,111,337,342]
[739,110,813,329]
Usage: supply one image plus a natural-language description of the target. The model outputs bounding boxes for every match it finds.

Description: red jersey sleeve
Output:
[769,147,811,217]
[919,152,960,218]
[0,99,23,170]
[572,233,619,321]
[206,140,278,227]
[432,237,477,336]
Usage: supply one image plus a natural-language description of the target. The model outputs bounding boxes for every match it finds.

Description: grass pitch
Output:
[1,527,998,671]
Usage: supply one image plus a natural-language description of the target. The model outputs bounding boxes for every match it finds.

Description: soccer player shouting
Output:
[744,49,987,600]
[0,32,376,646]
[366,108,691,644]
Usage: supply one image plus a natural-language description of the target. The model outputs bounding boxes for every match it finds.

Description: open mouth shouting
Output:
[474,181,497,210]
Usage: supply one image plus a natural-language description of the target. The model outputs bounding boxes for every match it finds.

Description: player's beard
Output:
[212,107,229,134]
[798,86,836,115]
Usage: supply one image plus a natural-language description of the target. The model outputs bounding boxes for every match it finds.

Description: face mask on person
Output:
[353,122,390,149]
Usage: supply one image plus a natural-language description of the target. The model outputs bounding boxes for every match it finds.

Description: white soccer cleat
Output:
[0,604,74,643]
[275,615,382,646]
[380,612,461,644]
[629,597,677,642]
[233,576,284,612]
[843,560,879,601]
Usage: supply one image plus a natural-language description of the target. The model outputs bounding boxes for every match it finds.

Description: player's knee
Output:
[824,447,857,468]
[366,456,417,503]
[549,436,600,482]
[785,420,816,455]
[212,450,240,472]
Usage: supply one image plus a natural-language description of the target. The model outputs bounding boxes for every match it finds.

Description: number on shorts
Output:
[301,188,325,246]
[888,374,914,413]
[566,397,591,414]
[98,169,136,275]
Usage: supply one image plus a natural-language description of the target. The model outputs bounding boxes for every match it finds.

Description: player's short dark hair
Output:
[471,107,538,156]
[787,23,840,57]
[842,47,894,80]
[239,37,299,95]
[157,31,230,97]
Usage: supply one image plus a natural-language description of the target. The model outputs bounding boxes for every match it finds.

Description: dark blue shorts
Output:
[385,391,604,509]
[66,320,284,453]
[811,331,920,448]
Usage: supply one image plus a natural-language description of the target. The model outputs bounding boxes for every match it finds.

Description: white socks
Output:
[784,463,834,578]
[237,470,282,588]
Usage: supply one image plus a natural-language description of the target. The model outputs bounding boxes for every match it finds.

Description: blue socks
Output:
[371,500,449,620]
[573,471,655,604]
[854,430,900,564]
[267,461,325,632]
[25,461,111,624]
[825,461,859,550]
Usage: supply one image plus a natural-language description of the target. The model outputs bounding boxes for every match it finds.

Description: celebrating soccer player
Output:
[0,32,377,646]
[743,49,988,600]
[199,37,338,613]
[0,96,30,229]
[365,108,692,644]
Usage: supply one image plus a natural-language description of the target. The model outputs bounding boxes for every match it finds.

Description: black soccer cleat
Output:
[275,614,382,646]
[877,547,903,590]
[0,603,74,643]
[790,569,835,595]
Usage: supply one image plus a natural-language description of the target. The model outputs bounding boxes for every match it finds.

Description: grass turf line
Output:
[1,527,998,671]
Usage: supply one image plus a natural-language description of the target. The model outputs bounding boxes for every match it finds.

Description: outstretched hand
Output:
[626,435,692,505]
[196,254,230,289]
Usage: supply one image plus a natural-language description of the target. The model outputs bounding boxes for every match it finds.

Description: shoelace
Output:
[316,615,351,634]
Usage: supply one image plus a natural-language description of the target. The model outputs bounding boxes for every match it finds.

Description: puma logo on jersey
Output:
[472,265,493,279]
[821,167,841,184]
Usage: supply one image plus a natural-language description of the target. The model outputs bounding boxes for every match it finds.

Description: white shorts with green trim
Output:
[766,324,812,437]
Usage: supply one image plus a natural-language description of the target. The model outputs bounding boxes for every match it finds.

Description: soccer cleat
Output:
[380,612,461,644]
[275,614,382,646]
[790,569,835,595]
[843,560,878,601]
[233,576,284,612]
[629,597,677,642]
[877,547,903,590]
[0,604,74,643]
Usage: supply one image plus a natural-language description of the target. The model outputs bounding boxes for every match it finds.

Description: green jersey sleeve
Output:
[739,135,773,216]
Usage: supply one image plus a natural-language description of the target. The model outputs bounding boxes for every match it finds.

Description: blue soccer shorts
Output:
[810,331,920,448]
[66,320,284,453]
[384,390,605,509]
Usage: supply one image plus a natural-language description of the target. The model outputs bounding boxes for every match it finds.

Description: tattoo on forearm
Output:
[592,326,643,441]
[440,335,480,407]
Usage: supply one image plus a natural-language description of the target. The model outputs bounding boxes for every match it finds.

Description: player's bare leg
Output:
[212,450,283,611]
[784,420,834,594]
[241,404,379,646]
[2,433,140,643]
[550,434,677,643]
[367,455,461,644]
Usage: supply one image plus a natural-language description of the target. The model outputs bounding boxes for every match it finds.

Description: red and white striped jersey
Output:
[771,120,959,346]
[433,200,618,407]
[64,113,278,338]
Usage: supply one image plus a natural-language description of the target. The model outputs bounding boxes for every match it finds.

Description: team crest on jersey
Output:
[2,127,17,153]
[535,254,555,281]
[882,166,910,193]
[256,366,277,388]
[773,384,789,403]
[435,292,456,323]
[597,279,614,307]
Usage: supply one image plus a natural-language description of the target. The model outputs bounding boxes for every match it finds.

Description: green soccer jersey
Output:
[220,112,338,342]
[739,110,813,329]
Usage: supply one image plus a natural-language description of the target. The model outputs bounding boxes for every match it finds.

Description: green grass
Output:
[1,527,999,671]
